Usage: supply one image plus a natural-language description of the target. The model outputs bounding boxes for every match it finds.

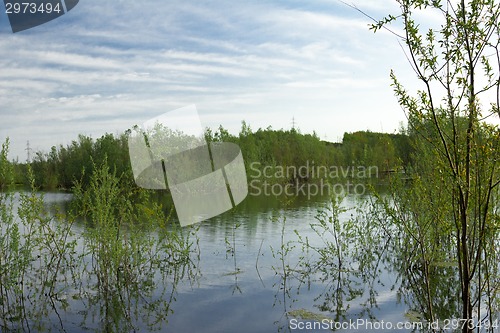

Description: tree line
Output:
[1,123,413,191]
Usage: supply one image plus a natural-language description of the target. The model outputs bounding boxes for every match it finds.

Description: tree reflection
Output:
[291,191,499,332]
[78,231,199,333]
[0,158,201,333]
[73,160,200,332]
[281,193,474,332]
[295,196,394,321]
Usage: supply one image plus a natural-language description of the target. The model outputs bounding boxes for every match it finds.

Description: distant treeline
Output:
[2,121,413,191]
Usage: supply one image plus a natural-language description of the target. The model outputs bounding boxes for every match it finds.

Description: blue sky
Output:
[0,0,417,160]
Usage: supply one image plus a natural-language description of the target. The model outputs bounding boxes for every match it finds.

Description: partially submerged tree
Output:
[371,0,500,331]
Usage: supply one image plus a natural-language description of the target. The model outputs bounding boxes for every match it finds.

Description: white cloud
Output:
[0,0,413,159]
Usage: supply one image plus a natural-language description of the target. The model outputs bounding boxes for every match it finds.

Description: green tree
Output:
[373,0,500,331]
[0,139,14,191]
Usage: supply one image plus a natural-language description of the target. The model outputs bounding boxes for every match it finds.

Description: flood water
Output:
[163,194,408,333]
[4,192,414,332]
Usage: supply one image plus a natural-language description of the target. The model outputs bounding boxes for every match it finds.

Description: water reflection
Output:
[0,190,201,333]
[2,189,496,332]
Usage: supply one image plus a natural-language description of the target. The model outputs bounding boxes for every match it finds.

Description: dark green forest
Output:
[1,121,412,191]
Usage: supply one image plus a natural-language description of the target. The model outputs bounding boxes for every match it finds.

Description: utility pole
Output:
[291,117,296,130]
[26,140,32,163]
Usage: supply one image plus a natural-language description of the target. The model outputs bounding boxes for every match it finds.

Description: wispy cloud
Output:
[0,0,411,159]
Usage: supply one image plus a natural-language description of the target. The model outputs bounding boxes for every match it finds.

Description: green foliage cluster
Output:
[0,138,200,332]
[205,122,411,184]
[27,133,133,190]
[1,142,79,331]
[5,122,412,192]
[371,0,500,330]
[341,131,412,171]
[271,194,397,327]
[0,139,14,191]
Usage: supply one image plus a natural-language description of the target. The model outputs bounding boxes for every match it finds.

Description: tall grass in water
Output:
[0,140,78,332]
[275,193,395,328]
[73,159,200,332]
[1,140,200,332]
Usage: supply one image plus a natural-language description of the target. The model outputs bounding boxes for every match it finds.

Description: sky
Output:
[0,0,420,160]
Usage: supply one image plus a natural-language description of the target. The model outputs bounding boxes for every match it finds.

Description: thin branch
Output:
[402,4,458,178]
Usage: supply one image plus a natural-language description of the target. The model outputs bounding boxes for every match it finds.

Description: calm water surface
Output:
[164,194,407,333]
[13,192,409,332]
